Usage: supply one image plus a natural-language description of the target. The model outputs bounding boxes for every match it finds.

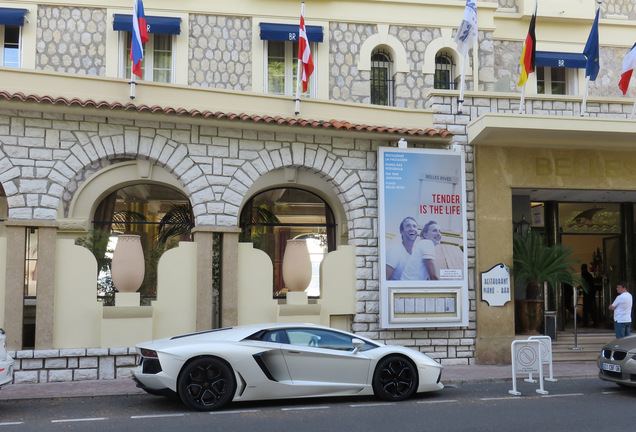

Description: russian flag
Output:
[131,0,149,78]
[619,43,636,95]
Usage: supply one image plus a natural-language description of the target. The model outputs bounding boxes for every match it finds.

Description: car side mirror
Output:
[352,338,364,354]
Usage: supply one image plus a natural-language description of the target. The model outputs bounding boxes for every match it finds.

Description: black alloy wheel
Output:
[372,355,418,401]
[177,357,236,411]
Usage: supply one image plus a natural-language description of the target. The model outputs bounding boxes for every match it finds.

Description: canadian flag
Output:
[298,2,314,93]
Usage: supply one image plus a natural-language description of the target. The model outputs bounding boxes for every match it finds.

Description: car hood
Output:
[137,327,241,350]
[603,335,636,351]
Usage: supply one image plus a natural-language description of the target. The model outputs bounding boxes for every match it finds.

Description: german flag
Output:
[518,12,536,87]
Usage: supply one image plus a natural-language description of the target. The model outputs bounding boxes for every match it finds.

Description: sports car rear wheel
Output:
[178,357,236,411]
[372,355,418,401]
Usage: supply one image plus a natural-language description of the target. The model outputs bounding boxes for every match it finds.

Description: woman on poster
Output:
[401,221,441,281]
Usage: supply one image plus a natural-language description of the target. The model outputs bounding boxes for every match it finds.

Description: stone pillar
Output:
[3,225,25,350]
[192,228,214,332]
[474,146,515,364]
[3,221,58,350]
[35,226,57,349]
[221,232,239,327]
[192,226,241,331]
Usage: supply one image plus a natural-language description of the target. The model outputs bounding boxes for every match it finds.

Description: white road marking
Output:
[131,413,186,419]
[480,397,524,401]
[51,417,108,423]
[602,391,620,395]
[350,402,396,407]
[417,399,458,404]
[0,422,24,426]
[281,406,330,411]
[541,393,584,398]
[209,409,261,415]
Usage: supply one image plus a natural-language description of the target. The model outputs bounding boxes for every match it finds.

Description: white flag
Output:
[454,0,478,57]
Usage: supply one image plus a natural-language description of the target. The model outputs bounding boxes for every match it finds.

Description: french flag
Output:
[131,0,149,78]
[619,43,636,95]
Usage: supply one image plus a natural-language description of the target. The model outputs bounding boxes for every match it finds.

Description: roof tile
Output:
[0,91,452,139]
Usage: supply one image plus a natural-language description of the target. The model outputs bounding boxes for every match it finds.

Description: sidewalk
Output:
[0,361,599,401]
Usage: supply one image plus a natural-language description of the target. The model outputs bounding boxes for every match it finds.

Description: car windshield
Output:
[245,328,378,352]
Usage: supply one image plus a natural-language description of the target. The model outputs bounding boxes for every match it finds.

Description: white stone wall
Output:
[36,6,107,76]
[188,15,252,90]
[0,106,477,365]
[8,348,137,384]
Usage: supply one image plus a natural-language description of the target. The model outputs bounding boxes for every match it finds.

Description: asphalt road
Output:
[1,378,635,432]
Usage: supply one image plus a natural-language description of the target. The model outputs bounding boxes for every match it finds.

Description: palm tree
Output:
[513,232,582,334]
[157,204,195,245]
[513,232,582,300]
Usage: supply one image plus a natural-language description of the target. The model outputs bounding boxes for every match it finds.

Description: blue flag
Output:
[583,7,600,81]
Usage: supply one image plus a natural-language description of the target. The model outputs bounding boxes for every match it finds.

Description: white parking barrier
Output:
[509,339,548,396]
[527,335,557,383]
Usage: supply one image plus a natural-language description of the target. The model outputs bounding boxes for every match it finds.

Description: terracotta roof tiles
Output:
[0,91,452,139]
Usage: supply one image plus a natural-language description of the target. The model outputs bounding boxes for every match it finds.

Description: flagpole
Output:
[582,1,601,116]
[518,85,526,114]
[294,58,302,115]
[457,55,466,114]
[294,2,305,115]
[130,70,137,100]
[581,77,590,116]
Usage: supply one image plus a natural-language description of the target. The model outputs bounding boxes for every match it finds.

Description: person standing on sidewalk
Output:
[609,282,633,339]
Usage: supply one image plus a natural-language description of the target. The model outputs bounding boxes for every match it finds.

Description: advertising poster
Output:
[378,147,468,328]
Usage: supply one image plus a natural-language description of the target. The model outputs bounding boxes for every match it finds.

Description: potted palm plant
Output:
[513,232,581,334]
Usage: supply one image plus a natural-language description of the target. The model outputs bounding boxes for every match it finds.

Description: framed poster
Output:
[378,147,468,328]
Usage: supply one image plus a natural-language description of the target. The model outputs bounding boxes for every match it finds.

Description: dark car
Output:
[598,335,636,387]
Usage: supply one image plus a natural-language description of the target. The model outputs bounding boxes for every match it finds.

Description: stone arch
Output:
[358,24,409,74]
[422,28,469,81]
[64,159,190,226]
[240,167,350,244]
[55,127,206,224]
[224,141,365,240]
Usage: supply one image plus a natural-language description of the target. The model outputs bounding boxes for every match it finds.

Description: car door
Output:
[281,328,371,387]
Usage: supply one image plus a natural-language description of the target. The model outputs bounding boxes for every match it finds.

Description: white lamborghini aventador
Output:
[133,323,444,411]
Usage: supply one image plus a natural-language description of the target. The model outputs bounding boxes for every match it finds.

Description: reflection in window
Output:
[537,67,567,95]
[434,52,455,90]
[240,188,336,297]
[266,40,314,96]
[2,25,20,67]
[123,32,174,83]
[79,185,193,305]
[558,203,620,234]
[23,227,38,349]
[371,49,393,106]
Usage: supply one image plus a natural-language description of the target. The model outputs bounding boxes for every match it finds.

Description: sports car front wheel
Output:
[372,355,418,401]
[178,357,236,411]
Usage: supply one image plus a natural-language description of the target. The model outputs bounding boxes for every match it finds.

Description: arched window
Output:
[87,185,193,305]
[240,188,337,298]
[434,52,455,90]
[371,49,393,106]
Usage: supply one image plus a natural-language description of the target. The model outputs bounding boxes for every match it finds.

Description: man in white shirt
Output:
[609,282,633,339]
[386,217,417,280]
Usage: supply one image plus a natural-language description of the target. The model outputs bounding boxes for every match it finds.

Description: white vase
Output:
[111,234,145,293]
[282,239,312,292]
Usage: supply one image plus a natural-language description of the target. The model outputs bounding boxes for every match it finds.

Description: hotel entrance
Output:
[513,196,636,335]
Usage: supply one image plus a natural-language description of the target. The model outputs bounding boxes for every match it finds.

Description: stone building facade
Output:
[3,0,636,385]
